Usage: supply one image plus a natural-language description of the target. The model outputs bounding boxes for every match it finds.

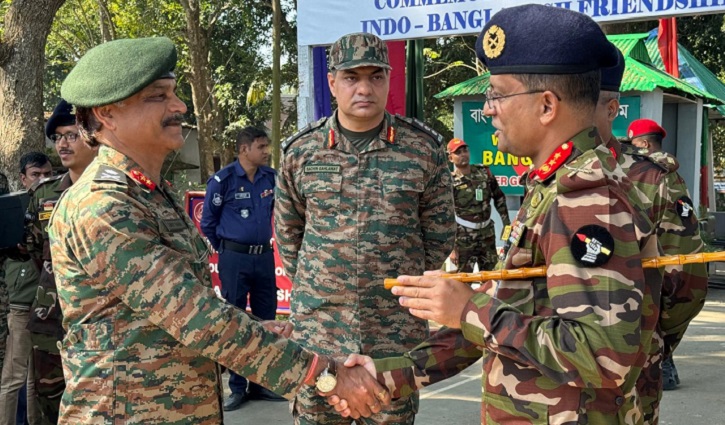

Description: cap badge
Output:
[483,25,506,59]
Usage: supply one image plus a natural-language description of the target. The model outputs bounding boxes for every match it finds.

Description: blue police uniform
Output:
[201,160,277,395]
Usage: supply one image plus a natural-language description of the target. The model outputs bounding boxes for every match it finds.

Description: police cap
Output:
[61,37,177,108]
[476,4,618,75]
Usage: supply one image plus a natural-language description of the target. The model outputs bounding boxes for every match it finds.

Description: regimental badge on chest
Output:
[240,209,250,219]
[38,199,57,221]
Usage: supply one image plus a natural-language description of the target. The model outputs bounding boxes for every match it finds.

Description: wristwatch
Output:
[315,358,338,392]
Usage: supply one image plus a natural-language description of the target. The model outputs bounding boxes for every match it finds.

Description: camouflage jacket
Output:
[49,146,314,424]
[374,128,661,424]
[612,140,707,355]
[452,164,510,228]
[275,111,455,357]
[610,139,707,425]
[25,173,72,337]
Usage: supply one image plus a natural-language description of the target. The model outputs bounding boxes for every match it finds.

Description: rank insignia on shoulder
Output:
[570,225,614,267]
[94,165,127,185]
[676,196,694,219]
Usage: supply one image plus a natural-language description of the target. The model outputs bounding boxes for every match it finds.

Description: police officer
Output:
[201,126,284,410]
[276,32,454,425]
[447,138,509,272]
[50,36,389,424]
[25,99,99,424]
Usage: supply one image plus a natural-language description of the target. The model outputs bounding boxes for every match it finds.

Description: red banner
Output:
[184,191,292,314]
[386,40,406,115]
[658,17,679,78]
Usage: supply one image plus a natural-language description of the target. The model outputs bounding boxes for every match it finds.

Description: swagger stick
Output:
[383,252,724,290]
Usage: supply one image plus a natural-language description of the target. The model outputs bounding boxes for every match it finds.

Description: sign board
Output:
[184,191,292,314]
[613,96,641,137]
[298,0,725,46]
[460,96,641,194]
[461,101,530,196]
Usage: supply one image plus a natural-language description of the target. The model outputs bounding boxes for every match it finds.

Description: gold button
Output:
[68,334,78,344]
[56,341,62,350]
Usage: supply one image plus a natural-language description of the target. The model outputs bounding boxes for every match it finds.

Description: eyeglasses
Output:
[483,89,546,110]
[50,132,79,143]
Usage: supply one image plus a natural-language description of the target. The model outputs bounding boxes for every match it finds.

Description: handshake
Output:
[261,321,390,419]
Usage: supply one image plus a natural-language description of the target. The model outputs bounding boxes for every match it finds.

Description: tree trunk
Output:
[271,0,281,168]
[178,0,225,181]
[0,0,67,190]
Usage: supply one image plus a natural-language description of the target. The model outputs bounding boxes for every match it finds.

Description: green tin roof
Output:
[436,33,725,108]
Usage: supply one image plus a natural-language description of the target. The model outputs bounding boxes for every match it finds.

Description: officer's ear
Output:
[539,91,559,125]
[607,98,620,122]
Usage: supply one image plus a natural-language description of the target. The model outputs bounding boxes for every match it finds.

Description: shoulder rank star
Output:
[130,170,156,191]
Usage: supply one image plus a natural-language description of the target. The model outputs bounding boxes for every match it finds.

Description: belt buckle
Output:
[249,245,262,254]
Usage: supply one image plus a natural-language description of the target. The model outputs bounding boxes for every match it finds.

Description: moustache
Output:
[58,150,74,155]
[162,114,186,127]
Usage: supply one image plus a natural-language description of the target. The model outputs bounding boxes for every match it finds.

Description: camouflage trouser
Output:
[292,384,417,425]
[31,333,64,425]
[454,224,498,273]
[637,333,665,425]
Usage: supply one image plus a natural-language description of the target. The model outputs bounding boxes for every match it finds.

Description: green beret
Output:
[61,37,177,107]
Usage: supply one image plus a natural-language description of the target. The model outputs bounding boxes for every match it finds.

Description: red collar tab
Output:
[532,142,573,181]
[387,126,396,144]
[327,129,336,149]
[609,146,617,160]
[130,170,157,191]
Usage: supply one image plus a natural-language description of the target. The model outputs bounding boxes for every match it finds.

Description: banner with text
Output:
[184,191,292,314]
[298,0,725,46]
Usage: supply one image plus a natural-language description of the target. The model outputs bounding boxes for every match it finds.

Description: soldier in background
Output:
[331,6,663,424]
[447,138,509,272]
[24,100,99,424]
[625,118,707,396]
[275,32,454,424]
[0,152,52,425]
[49,36,389,423]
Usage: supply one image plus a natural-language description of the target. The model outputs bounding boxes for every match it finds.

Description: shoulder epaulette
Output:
[93,165,127,185]
[29,174,63,193]
[282,117,328,154]
[395,114,445,147]
[209,166,233,184]
[620,144,679,173]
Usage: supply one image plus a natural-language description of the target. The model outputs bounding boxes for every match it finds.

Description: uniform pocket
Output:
[301,173,342,221]
[483,392,548,425]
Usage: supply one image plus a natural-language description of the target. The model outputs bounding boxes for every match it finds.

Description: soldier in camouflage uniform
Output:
[23,99,99,424]
[275,32,454,424]
[49,36,389,424]
[447,138,509,272]
[331,6,664,424]
[595,55,708,423]
[626,120,707,394]
[0,171,9,372]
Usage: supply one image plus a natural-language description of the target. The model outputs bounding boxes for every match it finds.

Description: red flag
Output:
[658,17,679,78]
[386,41,406,115]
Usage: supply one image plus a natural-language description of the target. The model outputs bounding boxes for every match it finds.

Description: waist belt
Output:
[455,216,491,230]
[221,240,272,255]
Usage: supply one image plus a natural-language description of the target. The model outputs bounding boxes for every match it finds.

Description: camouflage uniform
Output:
[25,173,72,424]
[451,165,509,272]
[48,146,316,424]
[0,258,8,368]
[374,128,662,424]
[275,111,455,424]
[609,139,707,424]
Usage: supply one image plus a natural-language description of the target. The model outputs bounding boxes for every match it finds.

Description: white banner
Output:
[298,0,725,46]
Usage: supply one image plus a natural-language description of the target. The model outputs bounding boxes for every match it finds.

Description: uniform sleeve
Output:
[373,326,482,398]
[274,153,306,278]
[54,187,314,398]
[488,168,510,226]
[458,186,650,389]
[421,144,455,270]
[656,173,708,355]
[200,177,223,251]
